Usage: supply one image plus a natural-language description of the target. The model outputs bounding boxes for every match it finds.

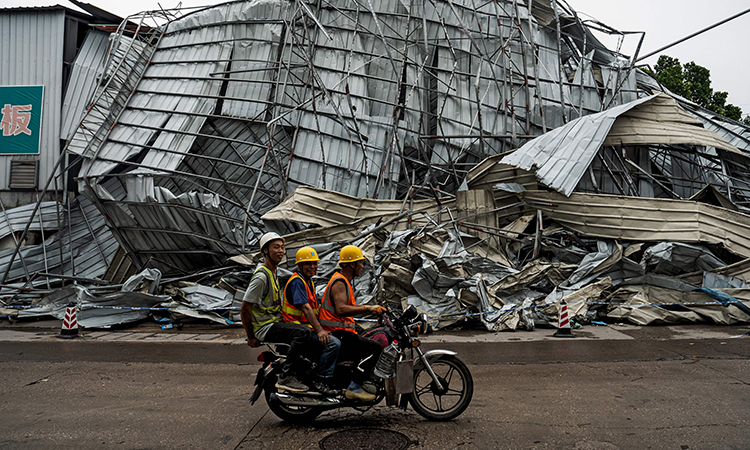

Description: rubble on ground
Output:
[4,182,750,331]
[2,0,750,331]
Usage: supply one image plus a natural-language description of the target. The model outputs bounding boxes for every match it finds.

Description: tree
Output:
[710,90,729,117]
[683,62,712,108]
[652,56,687,98]
[650,55,744,122]
[725,104,743,122]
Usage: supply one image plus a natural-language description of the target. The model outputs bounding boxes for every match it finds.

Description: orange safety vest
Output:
[282,272,318,326]
[318,272,356,333]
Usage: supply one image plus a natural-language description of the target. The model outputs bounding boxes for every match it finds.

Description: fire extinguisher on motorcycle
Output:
[249,304,473,423]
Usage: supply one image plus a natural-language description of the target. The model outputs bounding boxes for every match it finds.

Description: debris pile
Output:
[2,0,750,331]
[264,186,750,330]
[3,182,750,331]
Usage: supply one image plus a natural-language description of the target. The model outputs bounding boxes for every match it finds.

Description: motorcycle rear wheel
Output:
[408,354,473,421]
[265,389,322,424]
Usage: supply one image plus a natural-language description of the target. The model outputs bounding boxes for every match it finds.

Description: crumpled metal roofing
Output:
[521,190,750,259]
[261,186,455,228]
[67,32,152,160]
[23,284,169,328]
[6,0,750,335]
[500,94,740,196]
[500,94,656,196]
[0,201,62,242]
[603,95,741,154]
[0,195,117,291]
[164,284,235,325]
[62,0,646,274]
[60,29,110,141]
[691,109,750,154]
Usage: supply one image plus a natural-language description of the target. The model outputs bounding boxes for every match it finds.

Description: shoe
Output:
[275,375,309,393]
[311,380,339,396]
[345,388,376,402]
[361,381,378,395]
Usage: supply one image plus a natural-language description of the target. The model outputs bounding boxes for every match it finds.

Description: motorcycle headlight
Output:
[417,313,428,334]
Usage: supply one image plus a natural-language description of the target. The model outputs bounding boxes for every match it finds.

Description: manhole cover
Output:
[320,427,411,450]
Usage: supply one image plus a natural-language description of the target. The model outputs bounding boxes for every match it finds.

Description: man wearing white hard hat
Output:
[240,232,311,393]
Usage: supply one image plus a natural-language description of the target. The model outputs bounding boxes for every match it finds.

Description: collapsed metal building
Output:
[2,0,750,329]
[64,0,647,273]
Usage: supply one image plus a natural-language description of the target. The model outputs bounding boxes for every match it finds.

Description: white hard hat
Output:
[259,232,285,251]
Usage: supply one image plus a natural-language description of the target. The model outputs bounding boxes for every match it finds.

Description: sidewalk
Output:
[1,316,748,343]
[0,317,246,343]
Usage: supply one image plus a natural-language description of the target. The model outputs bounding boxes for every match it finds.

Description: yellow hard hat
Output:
[295,246,320,264]
[339,245,365,264]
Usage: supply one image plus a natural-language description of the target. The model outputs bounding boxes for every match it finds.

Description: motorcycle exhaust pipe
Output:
[271,392,342,407]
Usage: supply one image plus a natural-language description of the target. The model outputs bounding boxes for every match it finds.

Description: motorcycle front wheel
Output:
[408,354,473,421]
[265,389,321,424]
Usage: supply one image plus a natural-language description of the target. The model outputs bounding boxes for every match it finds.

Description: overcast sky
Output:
[566,0,750,115]
[4,0,749,116]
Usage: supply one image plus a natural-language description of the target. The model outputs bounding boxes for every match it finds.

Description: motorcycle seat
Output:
[262,342,290,356]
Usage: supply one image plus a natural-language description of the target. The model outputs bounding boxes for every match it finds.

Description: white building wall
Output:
[0,8,65,192]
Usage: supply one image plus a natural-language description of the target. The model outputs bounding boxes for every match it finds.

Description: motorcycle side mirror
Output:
[401,304,419,322]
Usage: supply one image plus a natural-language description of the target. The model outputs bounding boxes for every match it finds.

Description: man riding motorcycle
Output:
[240,232,311,393]
[249,241,474,423]
[282,246,341,395]
[318,245,386,402]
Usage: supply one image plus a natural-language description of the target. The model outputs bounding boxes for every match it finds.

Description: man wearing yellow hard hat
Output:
[282,246,341,395]
[319,244,386,402]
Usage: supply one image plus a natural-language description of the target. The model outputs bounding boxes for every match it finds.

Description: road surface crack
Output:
[698,361,750,386]
[234,408,269,450]
[25,376,50,386]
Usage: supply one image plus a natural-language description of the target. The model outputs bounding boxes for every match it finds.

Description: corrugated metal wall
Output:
[0,9,65,190]
[60,29,109,141]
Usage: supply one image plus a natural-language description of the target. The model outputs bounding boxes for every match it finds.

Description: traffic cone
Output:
[552,300,575,338]
[58,302,79,339]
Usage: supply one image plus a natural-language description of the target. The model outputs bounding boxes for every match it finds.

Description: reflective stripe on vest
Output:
[282,272,318,326]
[318,272,356,333]
[250,265,281,333]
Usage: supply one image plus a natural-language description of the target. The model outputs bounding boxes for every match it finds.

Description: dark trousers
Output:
[264,322,311,377]
[333,330,382,385]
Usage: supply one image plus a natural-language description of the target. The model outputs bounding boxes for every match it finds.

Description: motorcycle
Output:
[249,304,473,423]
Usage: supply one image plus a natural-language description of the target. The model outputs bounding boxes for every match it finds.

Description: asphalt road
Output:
[1,325,749,450]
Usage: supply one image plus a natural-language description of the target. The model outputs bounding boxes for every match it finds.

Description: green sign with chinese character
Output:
[0,85,44,154]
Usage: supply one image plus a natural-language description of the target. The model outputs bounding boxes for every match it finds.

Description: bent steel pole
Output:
[635,6,750,63]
